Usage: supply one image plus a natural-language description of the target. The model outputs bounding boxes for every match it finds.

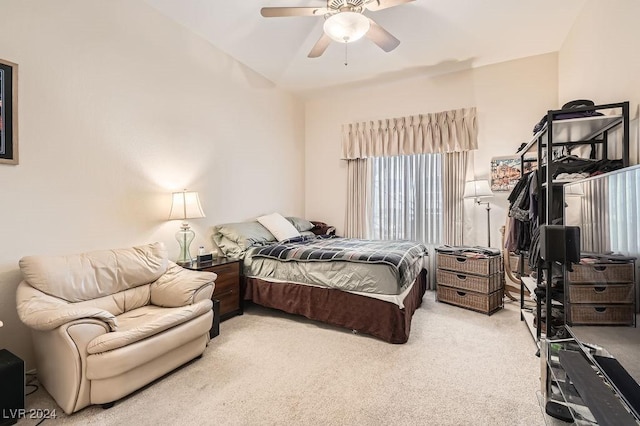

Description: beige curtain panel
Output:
[341,107,478,159]
[344,159,371,238]
[442,151,469,246]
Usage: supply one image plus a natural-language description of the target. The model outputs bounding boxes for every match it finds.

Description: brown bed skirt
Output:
[243,269,427,344]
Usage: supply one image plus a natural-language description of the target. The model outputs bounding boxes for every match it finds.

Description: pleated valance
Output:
[341,107,478,159]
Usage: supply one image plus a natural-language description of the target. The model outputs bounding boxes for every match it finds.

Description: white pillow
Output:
[257,213,300,242]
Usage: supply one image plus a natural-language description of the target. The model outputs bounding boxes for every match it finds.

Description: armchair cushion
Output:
[86,300,213,354]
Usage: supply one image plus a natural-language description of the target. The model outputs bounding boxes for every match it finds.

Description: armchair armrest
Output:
[32,319,110,414]
[16,281,117,332]
[150,262,215,307]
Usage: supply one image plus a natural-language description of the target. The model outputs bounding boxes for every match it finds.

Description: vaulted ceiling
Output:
[144,0,587,94]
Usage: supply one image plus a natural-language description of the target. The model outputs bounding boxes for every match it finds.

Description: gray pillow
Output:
[286,216,314,232]
[212,221,276,257]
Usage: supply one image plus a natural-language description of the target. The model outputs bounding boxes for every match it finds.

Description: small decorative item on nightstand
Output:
[197,252,214,264]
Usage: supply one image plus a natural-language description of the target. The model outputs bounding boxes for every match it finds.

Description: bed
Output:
[212,217,428,344]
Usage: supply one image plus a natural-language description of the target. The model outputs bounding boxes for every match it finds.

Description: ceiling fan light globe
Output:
[323,12,370,43]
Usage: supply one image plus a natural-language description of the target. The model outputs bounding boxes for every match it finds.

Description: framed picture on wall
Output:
[0,58,18,165]
[490,155,537,192]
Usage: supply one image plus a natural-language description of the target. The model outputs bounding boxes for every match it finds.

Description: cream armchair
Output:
[16,242,216,414]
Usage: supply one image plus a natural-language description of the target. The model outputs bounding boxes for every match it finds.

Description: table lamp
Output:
[169,189,205,265]
[463,180,494,247]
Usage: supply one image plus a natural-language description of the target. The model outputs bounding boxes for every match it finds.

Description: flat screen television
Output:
[563,164,640,312]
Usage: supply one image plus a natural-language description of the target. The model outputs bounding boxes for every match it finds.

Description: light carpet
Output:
[20,291,544,425]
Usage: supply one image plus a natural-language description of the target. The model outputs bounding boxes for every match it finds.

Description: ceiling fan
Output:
[261,0,415,58]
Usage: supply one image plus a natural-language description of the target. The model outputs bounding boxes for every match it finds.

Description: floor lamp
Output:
[463,180,494,247]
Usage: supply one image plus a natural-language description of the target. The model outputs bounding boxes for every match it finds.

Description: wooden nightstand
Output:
[186,257,243,337]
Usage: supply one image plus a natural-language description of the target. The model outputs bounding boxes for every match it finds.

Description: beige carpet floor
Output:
[19,291,545,425]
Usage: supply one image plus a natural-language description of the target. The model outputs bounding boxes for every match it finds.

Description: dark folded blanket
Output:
[436,245,501,256]
[252,235,428,290]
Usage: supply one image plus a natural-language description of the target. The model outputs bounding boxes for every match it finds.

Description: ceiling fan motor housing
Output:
[328,0,366,12]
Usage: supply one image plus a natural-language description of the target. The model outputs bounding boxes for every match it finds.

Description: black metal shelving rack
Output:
[517,101,630,344]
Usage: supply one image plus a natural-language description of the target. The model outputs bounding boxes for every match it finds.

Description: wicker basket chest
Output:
[566,261,635,326]
[436,250,504,315]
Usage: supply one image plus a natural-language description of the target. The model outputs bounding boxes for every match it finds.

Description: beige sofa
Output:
[16,242,216,414]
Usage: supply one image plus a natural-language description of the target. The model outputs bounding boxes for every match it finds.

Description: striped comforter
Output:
[251,235,428,290]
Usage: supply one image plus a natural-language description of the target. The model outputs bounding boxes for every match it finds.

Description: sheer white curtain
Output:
[369,154,442,244]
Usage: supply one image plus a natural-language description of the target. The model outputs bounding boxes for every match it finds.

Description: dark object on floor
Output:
[545,400,573,422]
[0,349,25,426]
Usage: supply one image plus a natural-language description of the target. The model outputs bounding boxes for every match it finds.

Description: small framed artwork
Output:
[0,58,18,165]
[490,155,537,192]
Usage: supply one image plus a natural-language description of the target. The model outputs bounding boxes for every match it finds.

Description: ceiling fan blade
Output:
[365,18,400,52]
[308,33,332,58]
[260,7,329,17]
[364,0,415,12]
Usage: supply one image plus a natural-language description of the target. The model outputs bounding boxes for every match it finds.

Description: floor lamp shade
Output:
[169,190,205,265]
[463,180,493,200]
[463,180,494,247]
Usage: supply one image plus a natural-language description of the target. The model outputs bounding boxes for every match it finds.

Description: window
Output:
[370,154,443,245]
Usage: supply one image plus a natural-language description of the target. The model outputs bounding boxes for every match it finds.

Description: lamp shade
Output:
[323,12,370,43]
[463,180,493,199]
[169,190,205,220]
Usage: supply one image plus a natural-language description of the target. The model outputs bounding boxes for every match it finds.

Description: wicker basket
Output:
[437,253,501,276]
[568,263,634,284]
[436,269,503,294]
[437,285,503,315]
[568,283,634,304]
[568,304,634,325]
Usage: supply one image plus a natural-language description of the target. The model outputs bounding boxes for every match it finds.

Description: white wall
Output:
[559,0,640,165]
[0,0,305,367]
[304,53,559,246]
